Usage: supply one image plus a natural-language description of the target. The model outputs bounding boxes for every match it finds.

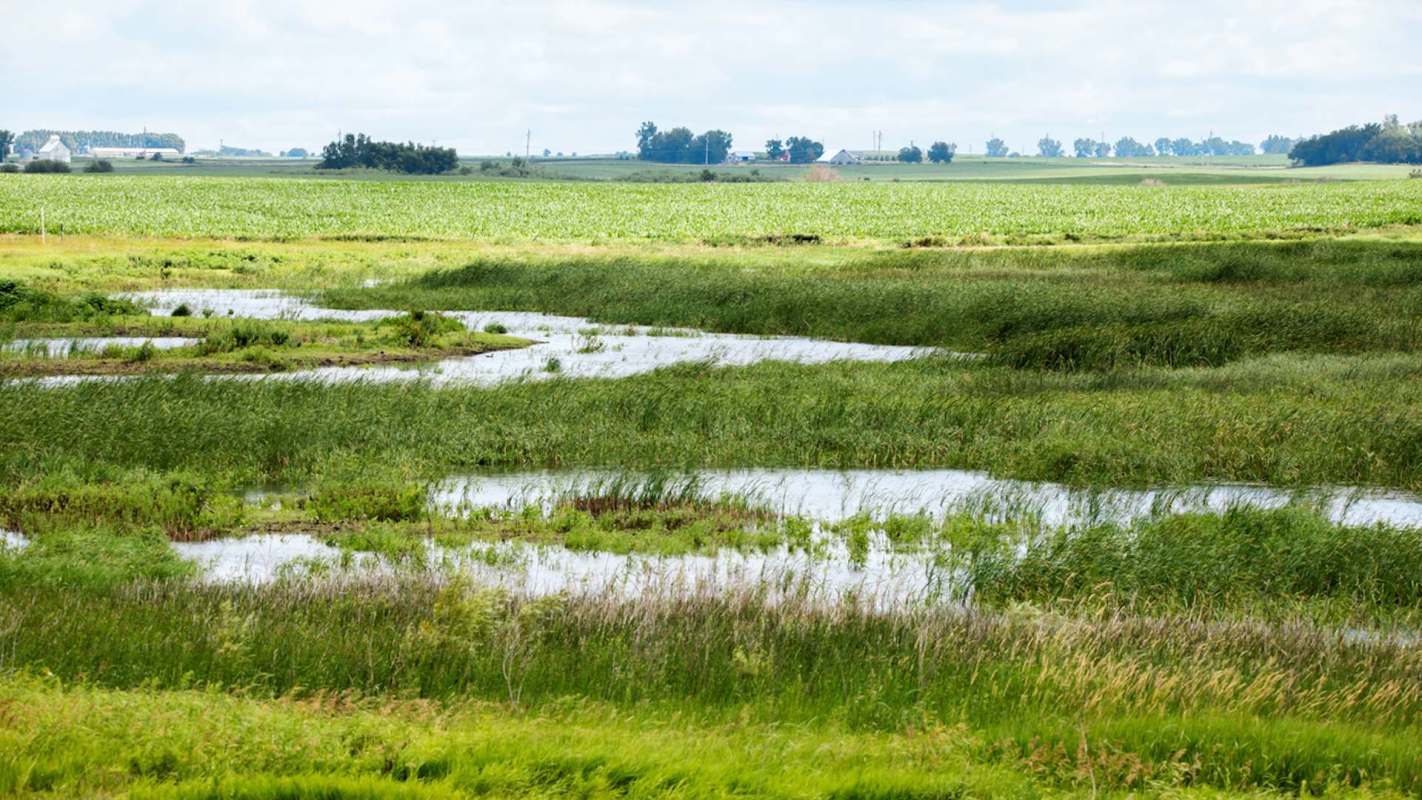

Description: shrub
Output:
[170,304,192,317]
[24,160,71,174]
[84,159,114,173]
[0,281,142,322]
[0,163,19,173]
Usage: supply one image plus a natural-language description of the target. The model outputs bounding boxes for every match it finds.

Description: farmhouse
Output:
[35,135,71,164]
[826,149,861,166]
[726,151,756,164]
[90,146,184,160]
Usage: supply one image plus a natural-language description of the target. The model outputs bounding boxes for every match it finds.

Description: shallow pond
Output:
[109,289,939,385]
[171,532,953,608]
[432,467,1422,529]
[3,337,200,357]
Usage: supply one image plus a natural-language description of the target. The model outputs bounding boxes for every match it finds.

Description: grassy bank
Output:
[3,578,1421,797]
[30,677,1409,800]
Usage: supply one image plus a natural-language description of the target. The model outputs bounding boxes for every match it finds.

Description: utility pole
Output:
[525,130,531,160]
[705,136,709,165]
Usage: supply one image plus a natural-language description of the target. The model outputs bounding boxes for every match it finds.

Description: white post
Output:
[40,207,46,244]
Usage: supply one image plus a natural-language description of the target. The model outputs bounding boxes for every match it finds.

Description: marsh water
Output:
[431,467,1422,528]
[3,336,200,357]
[166,467,1422,602]
[109,288,938,385]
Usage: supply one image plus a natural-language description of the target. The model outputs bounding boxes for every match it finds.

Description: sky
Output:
[4,0,1419,156]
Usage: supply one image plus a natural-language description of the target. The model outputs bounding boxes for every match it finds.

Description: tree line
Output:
[318,133,459,174]
[1035,135,1263,159]
[1289,116,1422,166]
[636,123,734,164]
[13,130,185,154]
[896,142,956,163]
[765,137,824,164]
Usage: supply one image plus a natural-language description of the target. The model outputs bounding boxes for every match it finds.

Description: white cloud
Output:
[2,0,1417,154]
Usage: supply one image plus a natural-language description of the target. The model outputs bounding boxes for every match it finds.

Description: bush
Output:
[0,163,19,173]
[84,159,114,173]
[0,281,143,322]
[382,309,460,347]
[24,160,71,174]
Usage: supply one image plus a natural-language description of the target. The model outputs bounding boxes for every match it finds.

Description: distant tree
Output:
[898,145,923,163]
[785,136,824,164]
[1037,137,1063,158]
[689,130,733,164]
[318,133,459,174]
[639,123,735,164]
[1289,124,1383,166]
[636,122,658,157]
[1114,137,1153,157]
[765,139,784,160]
[0,130,12,161]
[927,141,956,164]
[1072,138,1095,158]
[1259,135,1294,155]
[282,147,309,158]
[1361,123,1422,164]
[1152,137,1172,157]
[985,137,1009,158]
[1169,138,1197,157]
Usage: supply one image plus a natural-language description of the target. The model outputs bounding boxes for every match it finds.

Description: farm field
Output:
[4,173,1422,798]
[4,174,1422,244]
[71,153,1422,184]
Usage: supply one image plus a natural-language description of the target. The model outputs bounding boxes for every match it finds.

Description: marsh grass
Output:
[322,239,1422,369]
[9,353,1422,489]
[4,576,1422,795]
[0,299,529,377]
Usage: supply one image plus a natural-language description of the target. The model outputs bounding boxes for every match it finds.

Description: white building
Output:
[90,146,183,160]
[35,135,71,164]
[826,149,861,166]
[725,151,756,164]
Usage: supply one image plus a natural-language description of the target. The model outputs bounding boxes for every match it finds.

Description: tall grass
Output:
[967,507,1422,613]
[3,576,1422,793]
[323,239,1422,368]
[7,354,1422,489]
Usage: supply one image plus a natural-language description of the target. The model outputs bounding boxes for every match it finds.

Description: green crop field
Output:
[4,171,1422,798]
[3,174,1421,244]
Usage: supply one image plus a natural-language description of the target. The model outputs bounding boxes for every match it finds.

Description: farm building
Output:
[826,149,861,166]
[35,135,71,164]
[726,151,756,164]
[90,146,184,160]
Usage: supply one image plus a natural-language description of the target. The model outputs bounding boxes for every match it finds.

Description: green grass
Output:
[322,238,1422,369]
[0,302,530,377]
[3,578,1421,796]
[7,352,1422,490]
[3,175,1420,244]
[0,676,1158,799]
[966,506,1422,616]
